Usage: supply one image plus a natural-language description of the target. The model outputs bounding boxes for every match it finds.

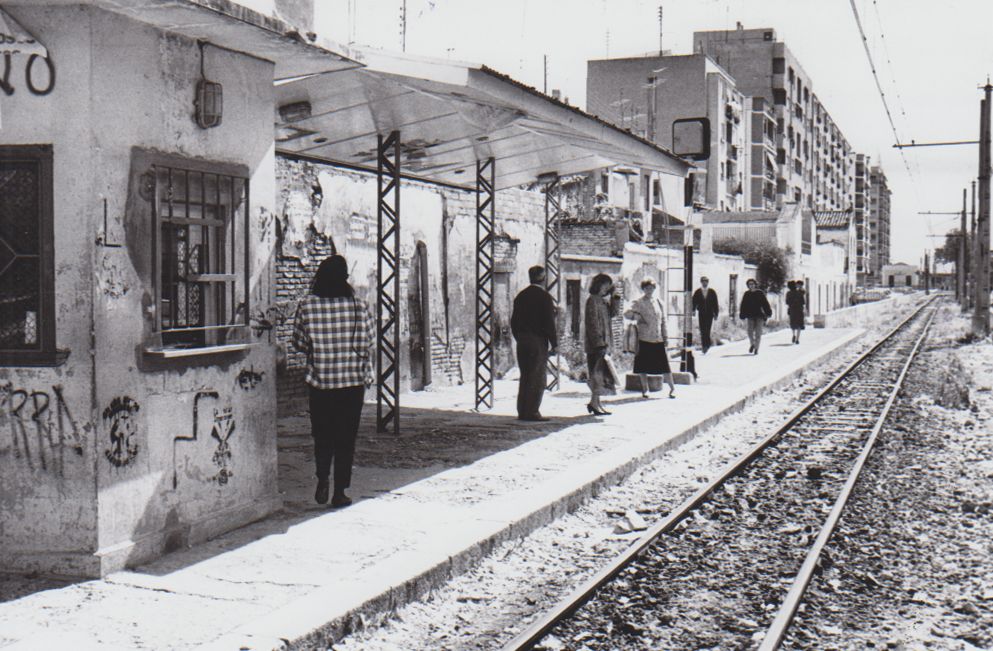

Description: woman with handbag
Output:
[624,277,676,399]
[584,273,617,416]
[292,255,375,508]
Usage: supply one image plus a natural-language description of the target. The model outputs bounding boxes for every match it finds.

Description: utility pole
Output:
[974,82,992,336]
[969,180,977,308]
[960,188,967,306]
[646,76,656,141]
[400,0,407,52]
[924,251,930,295]
[543,55,548,94]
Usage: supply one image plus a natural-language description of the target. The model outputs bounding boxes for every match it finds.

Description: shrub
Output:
[712,237,790,293]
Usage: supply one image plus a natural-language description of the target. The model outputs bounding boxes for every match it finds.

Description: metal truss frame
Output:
[543,175,562,391]
[376,131,401,435]
[474,158,496,411]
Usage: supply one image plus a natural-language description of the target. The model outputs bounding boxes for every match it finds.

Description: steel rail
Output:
[501,296,938,651]
[757,304,939,650]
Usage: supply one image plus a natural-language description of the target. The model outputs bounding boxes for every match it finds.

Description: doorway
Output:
[408,241,431,391]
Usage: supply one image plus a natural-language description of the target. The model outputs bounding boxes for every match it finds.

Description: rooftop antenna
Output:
[658,5,663,55]
[400,0,407,52]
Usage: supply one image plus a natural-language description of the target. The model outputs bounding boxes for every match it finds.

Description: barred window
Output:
[0,145,61,366]
[148,164,249,355]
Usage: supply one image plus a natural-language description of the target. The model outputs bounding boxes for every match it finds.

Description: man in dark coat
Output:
[739,278,773,354]
[691,276,720,353]
[511,266,558,421]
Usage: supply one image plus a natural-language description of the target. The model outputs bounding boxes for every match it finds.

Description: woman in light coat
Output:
[624,278,676,399]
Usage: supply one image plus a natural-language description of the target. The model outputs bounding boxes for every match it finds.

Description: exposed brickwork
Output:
[560,221,622,257]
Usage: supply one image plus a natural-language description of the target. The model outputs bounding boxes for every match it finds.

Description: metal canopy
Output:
[275,49,692,189]
[53,0,360,80]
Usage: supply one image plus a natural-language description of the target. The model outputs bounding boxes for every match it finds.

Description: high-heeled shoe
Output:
[586,403,611,416]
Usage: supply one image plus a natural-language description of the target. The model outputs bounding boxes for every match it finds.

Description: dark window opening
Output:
[0,145,61,366]
[772,57,785,74]
[151,164,249,351]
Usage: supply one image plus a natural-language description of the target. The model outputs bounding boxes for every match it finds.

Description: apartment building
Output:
[854,154,873,283]
[587,53,747,211]
[869,165,892,281]
[692,26,855,213]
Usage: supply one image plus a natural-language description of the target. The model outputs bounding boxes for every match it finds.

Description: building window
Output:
[773,57,785,74]
[0,145,63,366]
[150,164,249,353]
[773,88,787,105]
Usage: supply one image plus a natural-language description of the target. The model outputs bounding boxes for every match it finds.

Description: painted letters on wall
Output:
[0,382,84,475]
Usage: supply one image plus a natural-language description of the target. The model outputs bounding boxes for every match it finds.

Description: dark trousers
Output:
[309,384,365,490]
[699,315,714,351]
[515,333,549,418]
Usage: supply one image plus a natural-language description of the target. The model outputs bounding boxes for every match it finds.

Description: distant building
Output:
[587,53,747,211]
[854,154,872,284]
[881,263,920,288]
[692,26,855,213]
[869,165,892,282]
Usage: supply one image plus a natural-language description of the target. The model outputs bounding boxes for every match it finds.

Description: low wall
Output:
[813,292,923,329]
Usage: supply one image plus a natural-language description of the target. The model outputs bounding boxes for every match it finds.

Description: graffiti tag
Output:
[0,52,55,97]
[209,407,235,486]
[236,366,264,390]
[103,396,140,468]
[0,382,84,476]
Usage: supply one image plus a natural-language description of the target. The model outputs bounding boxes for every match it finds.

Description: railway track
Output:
[503,297,939,651]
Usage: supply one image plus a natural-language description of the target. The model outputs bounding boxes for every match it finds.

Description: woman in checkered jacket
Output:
[292,255,375,508]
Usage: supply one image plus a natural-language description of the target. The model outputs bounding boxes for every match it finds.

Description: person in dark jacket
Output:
[738,278,772,354]
[786,280,806,344]
[584,273,616,415]
[511,266,558,421]
[691,276,720,353]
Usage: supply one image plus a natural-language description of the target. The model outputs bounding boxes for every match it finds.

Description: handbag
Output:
[623,323,640,354]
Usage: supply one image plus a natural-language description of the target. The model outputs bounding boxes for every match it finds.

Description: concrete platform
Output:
[0,326,863,650]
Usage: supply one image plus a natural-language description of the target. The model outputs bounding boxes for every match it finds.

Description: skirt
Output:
[586,348,614,390]
[788,309,805,330]
[633,340,671,374]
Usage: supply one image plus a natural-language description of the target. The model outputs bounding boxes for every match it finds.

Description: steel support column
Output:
[475,158,496,410]
[543,175,562,391]
[377,131,401,435]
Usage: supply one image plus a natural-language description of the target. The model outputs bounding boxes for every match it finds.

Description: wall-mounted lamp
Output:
[194,41,222,129]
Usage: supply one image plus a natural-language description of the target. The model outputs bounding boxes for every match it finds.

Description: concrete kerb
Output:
[227,329,865,651]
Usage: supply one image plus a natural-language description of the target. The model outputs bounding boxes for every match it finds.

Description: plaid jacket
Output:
[292,296,375,390]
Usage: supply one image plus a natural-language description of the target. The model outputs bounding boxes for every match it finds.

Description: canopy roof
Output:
[42,0,359,80]
[275,48,692,190]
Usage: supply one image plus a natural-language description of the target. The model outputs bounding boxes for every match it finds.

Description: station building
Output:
[1,0,699,577]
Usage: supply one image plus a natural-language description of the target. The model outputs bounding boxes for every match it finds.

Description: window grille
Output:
[150,164,249,351]
[0,145,59,366]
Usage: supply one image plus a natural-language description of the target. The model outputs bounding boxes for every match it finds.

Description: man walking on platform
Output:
[739,278,772,355]
[511,266,558,421]
[692,276,720,353]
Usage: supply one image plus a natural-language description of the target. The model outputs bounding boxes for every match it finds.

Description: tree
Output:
[934,229,963,265]
[712,237,791,293]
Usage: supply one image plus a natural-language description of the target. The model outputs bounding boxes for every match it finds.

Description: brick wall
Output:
[560,220,623,257]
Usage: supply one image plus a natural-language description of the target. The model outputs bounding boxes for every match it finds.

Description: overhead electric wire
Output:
[848,0,920,203]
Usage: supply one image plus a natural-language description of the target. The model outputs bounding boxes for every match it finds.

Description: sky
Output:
[315,0,993,267]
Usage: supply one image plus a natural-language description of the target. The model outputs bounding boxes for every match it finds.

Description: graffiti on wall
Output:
[103,396,140,468]
[209,407,235,486]
[171,391,237,488]
[171,390,217,489]
[236,366,264,390]
[0,53,56,96]
[0,382,84,476]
